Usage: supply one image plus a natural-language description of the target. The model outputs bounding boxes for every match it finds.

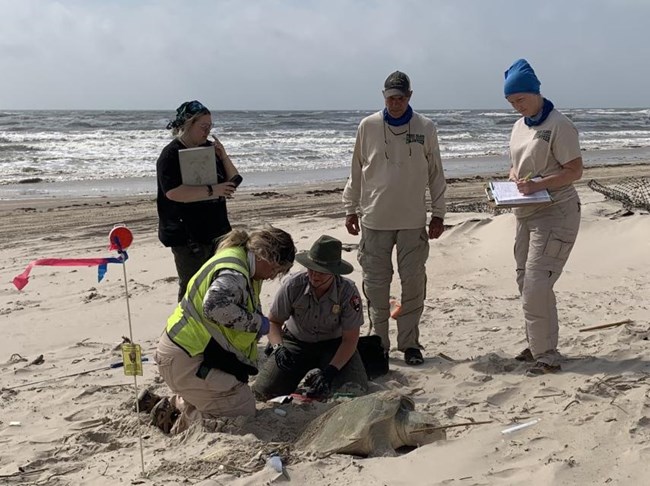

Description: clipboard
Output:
[486,181,552,208]
[178,146,218,185]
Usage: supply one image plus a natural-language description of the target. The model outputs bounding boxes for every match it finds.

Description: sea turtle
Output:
[295,390,446,457]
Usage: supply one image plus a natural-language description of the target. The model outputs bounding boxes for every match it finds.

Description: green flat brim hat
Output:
[295,235,353,275]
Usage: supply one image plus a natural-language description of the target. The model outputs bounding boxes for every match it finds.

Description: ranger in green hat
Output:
[252,235,369,399]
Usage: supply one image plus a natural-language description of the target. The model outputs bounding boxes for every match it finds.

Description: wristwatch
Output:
[206,185,214,197]
[272,343,282,352]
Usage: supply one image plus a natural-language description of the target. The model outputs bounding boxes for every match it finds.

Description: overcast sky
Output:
[1,0,648,110]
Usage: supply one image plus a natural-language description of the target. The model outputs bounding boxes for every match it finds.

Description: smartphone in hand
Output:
[229,174,243,187]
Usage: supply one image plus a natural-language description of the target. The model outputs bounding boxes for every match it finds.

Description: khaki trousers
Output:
[358,226,429,352]
[514,198,580,365]
[154,332,256,434]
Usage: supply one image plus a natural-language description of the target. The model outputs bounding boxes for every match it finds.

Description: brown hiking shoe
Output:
[514,348,535,362]
[136,388,161,414]
[525,361,561,377]
[150,397,179,434]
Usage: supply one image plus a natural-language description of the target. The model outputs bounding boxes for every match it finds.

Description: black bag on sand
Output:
[357,335,389,379]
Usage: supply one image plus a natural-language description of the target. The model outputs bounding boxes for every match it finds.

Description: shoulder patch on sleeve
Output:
[350,295,361,312]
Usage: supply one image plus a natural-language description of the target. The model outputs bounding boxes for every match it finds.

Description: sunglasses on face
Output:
[194,121,213,130]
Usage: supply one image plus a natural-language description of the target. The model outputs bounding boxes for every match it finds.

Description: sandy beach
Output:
[1,163,649,485]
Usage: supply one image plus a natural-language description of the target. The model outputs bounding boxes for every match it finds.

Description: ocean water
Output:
[1,108,649,199]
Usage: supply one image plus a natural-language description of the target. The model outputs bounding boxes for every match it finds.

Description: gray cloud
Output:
[0,0,648,110]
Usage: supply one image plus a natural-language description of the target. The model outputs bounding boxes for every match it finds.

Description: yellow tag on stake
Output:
[121,343,143,376]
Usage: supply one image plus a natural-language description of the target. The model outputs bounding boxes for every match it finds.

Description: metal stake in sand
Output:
[109,225,146,475]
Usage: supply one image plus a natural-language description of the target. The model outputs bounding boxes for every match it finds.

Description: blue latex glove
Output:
[257,315,270,337]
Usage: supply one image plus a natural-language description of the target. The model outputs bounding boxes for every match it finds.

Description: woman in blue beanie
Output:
[503,59,583,376]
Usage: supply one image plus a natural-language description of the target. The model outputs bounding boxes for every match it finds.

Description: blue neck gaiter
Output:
[525,98,554,127]
[383,105,413,126]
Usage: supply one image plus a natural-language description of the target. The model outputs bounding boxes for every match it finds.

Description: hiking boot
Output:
[525,361,561,377]
[136,388,161,414]
[514,348,535,362]
[404,348,424,366]
[150,397,180,434]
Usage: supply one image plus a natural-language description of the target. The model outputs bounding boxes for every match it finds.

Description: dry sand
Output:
[1,163,649,485]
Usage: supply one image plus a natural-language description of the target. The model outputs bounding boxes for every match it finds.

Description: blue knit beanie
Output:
[504,59,541,97]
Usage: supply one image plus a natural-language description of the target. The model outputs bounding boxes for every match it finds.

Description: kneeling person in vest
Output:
[152,227,295,434]
[252,235,369,400]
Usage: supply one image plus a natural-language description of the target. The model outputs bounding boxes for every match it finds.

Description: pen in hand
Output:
[517,172,540,195]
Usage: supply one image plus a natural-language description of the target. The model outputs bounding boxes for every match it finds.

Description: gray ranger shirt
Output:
[269,271,363,343]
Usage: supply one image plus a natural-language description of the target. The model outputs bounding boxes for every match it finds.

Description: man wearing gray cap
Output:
[342,71,446,366]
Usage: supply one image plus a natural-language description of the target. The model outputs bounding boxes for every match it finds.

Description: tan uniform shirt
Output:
[342,110,446,230]
[509,109,581,218]
[269,272,363,343]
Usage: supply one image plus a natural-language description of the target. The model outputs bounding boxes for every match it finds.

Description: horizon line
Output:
[1,106,649,112]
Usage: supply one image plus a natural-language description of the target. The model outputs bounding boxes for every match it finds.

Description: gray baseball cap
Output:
[383,71,411,97]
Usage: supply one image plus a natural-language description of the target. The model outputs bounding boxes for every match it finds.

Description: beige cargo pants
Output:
[154,332,256,434]
[514,198,581,365]
[358,226,429,352]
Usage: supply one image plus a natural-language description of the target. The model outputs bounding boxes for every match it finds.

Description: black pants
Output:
[171,241,217,302]
[251,333,368,400]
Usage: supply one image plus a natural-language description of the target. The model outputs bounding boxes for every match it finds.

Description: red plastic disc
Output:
[109,225,133,250]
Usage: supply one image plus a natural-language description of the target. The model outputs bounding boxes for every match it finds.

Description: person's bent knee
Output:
[240,396,257,417]
[251,383,272,402]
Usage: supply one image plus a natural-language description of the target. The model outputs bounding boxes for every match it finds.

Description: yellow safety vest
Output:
[166,246,262,368]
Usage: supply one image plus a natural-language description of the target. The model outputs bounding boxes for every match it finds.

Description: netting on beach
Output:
[588,177,650,211]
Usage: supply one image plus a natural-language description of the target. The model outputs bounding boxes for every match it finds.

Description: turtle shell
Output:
[296,390,444,457]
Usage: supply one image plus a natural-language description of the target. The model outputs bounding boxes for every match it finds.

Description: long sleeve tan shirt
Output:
[342,110,446,230]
